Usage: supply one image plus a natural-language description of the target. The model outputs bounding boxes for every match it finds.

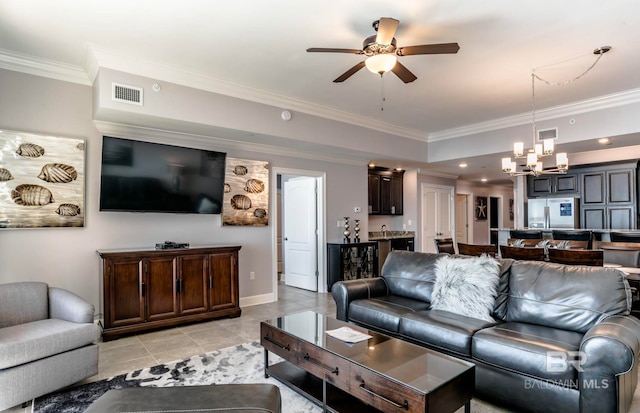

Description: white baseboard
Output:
[240,292,275,307]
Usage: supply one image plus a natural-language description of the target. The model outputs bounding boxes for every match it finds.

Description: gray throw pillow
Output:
[431,254,501,322]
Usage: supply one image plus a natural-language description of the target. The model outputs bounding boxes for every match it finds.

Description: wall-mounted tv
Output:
[99,136,227,214]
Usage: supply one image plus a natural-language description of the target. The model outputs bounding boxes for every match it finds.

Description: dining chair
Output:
[457,242,497,257]
[434,238,455,254]
[507,238,543,247]
[551,230,593,249]
[547,240,589,250]
[499,245,546,261]
[593,241,640,267]
[509,230,543,239]
[609,232,640,243]
[547,248,603,266]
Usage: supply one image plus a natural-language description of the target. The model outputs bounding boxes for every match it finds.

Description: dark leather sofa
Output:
[332,250,640,413]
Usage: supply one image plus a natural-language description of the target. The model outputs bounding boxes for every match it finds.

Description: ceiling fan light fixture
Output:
[365,54,397,74]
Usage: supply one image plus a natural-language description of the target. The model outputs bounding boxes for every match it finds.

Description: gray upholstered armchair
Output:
[0,282,100,410]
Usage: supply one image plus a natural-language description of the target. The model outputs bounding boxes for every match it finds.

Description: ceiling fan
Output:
[307,17,460,83]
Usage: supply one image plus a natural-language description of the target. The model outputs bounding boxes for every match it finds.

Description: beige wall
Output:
[0,68,368,310]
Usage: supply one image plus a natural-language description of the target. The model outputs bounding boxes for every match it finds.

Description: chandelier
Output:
[501,46,610,177]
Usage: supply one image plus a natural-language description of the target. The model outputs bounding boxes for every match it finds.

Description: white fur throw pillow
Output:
[431,254,501,322]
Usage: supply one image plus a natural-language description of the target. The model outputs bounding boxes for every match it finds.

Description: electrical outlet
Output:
[250,271,255,280]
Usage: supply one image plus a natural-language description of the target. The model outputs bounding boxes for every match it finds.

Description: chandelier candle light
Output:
[501,46,610,177]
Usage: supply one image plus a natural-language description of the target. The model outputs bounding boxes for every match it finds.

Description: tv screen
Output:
[99,136,226,214]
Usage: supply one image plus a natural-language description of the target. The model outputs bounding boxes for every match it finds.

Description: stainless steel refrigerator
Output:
[527,197,580,229]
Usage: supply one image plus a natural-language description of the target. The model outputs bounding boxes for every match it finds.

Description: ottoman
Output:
[85,384,281,413]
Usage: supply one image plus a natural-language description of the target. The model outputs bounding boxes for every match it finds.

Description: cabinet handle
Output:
[359,381,408,410]
[263,335,290,351]
[303,353,339,375]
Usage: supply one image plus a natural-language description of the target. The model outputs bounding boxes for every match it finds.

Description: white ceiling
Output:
[1,0,640,183]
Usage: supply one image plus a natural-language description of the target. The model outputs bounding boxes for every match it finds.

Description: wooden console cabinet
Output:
[97,245,241,341]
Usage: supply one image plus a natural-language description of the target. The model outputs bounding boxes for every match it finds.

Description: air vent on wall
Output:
[111,83,143,105]
[537,127,558,141]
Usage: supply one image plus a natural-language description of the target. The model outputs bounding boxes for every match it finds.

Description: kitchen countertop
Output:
[368,231,415,240]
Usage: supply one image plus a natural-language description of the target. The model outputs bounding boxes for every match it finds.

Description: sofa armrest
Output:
[579,315,640,413]
[49,287,95,324]
[331,278,388,321]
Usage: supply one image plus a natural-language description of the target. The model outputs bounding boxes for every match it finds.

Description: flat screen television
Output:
[99,136,227,214]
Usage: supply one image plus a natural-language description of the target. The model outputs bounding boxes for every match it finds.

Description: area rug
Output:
[34,341,321,413]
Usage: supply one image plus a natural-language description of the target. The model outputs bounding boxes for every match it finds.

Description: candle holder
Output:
[343,217,351,243]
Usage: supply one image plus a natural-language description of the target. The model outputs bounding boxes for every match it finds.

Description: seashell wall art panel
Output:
[222,157,269,226]
[0,129,85,228]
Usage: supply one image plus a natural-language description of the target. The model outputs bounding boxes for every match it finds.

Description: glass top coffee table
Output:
[261,311,474,413]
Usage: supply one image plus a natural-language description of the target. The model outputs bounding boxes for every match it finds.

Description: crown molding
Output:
[428,87,640,142]
[93,121,365,167]
[0,48,91,85]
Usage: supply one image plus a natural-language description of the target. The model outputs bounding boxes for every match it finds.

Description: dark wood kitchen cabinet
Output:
[368,167,404,215]
[98,245,241,341]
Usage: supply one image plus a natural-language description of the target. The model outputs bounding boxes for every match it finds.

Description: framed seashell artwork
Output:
[0,129,85,228]
[223,157,269,226]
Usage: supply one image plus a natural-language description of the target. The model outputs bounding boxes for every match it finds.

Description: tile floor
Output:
[3,283,336,412]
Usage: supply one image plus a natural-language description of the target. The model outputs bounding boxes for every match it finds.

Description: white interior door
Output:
[455,194,468,243]
[422,185,454,252]
[283,177,318,291]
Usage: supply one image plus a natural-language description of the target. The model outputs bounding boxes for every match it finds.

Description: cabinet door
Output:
[146,256,179,321]
[178,254,209,316]
[608,170,634,204]
[609,207,635,229]
[582,207,606,229]
[582,172,606,205]
[555,174,578,194]
[528,176,552,197]
[368,174,381,214]
[105,258,145,328]
[208,252,238,311]
[391,175,403,215]
[380,176,392,214]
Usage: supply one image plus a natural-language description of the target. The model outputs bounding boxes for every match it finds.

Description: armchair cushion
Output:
[0,318,99,369]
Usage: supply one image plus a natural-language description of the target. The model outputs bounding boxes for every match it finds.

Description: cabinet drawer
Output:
[297,341,351,390]
[350,366,425,413]
[260,323,298,364]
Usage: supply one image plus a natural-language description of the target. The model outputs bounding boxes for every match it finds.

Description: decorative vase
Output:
[343,217,351,243]
[354,219,360,242]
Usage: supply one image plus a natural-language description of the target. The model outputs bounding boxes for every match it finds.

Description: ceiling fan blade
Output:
[375,17,399,45]
[397,43,460,56]
[391,61,417,83]
[333,61,366,83]
[307,47,364,54]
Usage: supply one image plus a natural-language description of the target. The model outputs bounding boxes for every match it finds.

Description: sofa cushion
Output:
[431,255,501,322]
[506,261,631,333]
[381,251,446,303]
[399,309,496,357]
[0,319,100,369]
[0,282,48,328]
[473,322,584,385]
[349,295,430,334]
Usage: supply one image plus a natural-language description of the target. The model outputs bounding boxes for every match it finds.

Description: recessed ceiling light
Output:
[459,162,468,168]
[481,178,488,182]
[598,138,611,145]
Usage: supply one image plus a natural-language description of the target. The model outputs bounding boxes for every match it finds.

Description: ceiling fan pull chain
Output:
[380,73,386,111]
